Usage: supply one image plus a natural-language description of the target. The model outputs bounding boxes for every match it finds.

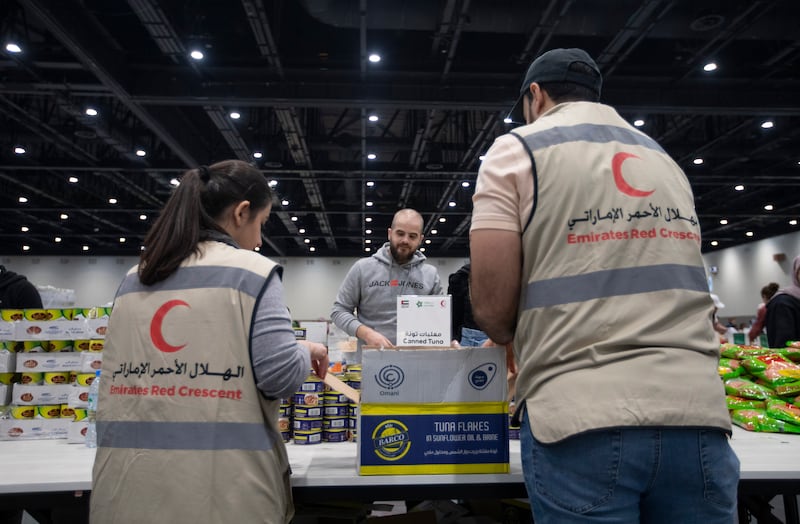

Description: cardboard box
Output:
[0,419,69,440]
[0,321,14,339]
[0,384,9,405]
[396,296,451,347]
[67,420,89,444]
[0,350,16,373]
[358,347,509,475]
[68,386,90,408]
[15,320,87,340]
[15,352,84,372]
[79,351,103,373]
[12,384,74,405]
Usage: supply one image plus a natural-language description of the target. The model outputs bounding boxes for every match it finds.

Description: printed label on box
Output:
[396,296,451,347]
[16,352,83,372]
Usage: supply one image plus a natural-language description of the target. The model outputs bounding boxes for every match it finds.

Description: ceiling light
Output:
[760,120,774,129]
[745,231,754,237]
[169,178,179,186]
[431,229,438,234]
[281,199,290,206]
[425,239,431,244]
[68,176,79,183]
[368,53,381,63]
[291,216,298,222]
[190,50,204,60]
[20,226,29,232]
[82,245,89,251]
[230,112,241,119]
[253,152,263,159]
[366,181,375,187]
[479,155,486,161]
[367,153,377,160]
[366,201,373,207]
[304,238,310,244]
[734,184,745,191]
[60,213,68,220]
[54,237,62,243]
[366,217,372,223]
[448,201,456,207]
[139,214,148,220]
[693,158,703,165]
[254,246,260,252]
[309,247,316,252]
[14,147,25,154]
[633,119,645,127]
[710,240,719,246]
[365,239,372,244]
[790,220,798,226]
[420,247,426,252]
[703,62,718,72]
[5,43,22,53]
[439,217,446,223]
[119,237,126,243]
[764,204,774,211]
[365,247,371,252]
[719,219,728,225]
[140,245,145,251]
[365,229,372,234]
[18,196,28,203]
[503,117,512,124]
[135,149,146,157]
[461,181,470,188]
[108,198,118,204]
[22,245,30,252]
[85,108,98,117]
[368,115,379,122]
[298,228,306,234]
[268,180,278,187]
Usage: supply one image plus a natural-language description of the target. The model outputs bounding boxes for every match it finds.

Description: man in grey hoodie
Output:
[331,209,443,362]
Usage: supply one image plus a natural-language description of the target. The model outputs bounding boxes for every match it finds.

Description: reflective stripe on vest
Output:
[523,263,708,310]
[98,420,275,451]
[117,265,268,299]
[517,122,666,154]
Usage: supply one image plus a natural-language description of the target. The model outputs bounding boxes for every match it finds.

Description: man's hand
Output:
[356,325,395,348]
[299,340,330,379]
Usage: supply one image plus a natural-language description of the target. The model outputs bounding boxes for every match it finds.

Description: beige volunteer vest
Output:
[511,102,730,443]
[91,241,293,524]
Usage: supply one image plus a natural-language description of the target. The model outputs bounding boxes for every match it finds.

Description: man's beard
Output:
[390,243,413,264]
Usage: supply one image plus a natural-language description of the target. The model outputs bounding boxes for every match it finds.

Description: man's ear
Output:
[232,200,251,226]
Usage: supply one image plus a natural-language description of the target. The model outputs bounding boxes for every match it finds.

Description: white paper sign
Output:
[396,295,451,347]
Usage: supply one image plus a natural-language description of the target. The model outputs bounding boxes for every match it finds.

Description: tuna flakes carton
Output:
[358,346,509,475]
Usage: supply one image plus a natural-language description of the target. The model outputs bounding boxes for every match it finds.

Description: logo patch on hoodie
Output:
[367,280,424,290]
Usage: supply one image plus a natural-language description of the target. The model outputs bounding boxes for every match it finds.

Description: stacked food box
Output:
[719,342,800,432]
[0,307,108,441]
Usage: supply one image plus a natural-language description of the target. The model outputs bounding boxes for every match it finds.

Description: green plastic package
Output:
[724,377,776,400]
[731,409,800,433]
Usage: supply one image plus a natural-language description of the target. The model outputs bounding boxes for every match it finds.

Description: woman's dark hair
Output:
[139,160,273,285]
[762,282,780,301]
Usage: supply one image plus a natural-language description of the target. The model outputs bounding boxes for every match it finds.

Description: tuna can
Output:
[348,417,357,429]
[293,392,323,406]
[322,417,348,430]
[277,417,291,432]
[280,430,292,443]
[323,404,349,417]
[76,373,96,386]
[293,418,323,431]
[60,405,75,419]
[46,340,73,352]
[345,373,361,390]
[349,403,359,417]
[20,372,43,385]
[345,364,362,373]
[74,339,91,352]
[508,428,520,440]
[293,430,322,445]
[348,429,358,442]
[10,406,35,419]
[293,406,322,418]
[44,372,69,385]
[321,391,349,404]
[297,376,324,392]
[323,429,348,443]
[278,405,292,418]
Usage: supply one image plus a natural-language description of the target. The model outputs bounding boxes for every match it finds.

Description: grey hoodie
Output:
[331,242,442,360]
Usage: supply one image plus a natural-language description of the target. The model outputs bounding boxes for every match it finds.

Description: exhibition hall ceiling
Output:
[1,0,798,257]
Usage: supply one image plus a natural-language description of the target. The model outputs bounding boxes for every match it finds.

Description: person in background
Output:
[91,160,329,524]
[448,262,488,347]
[766,255,800,349]
[710,293,728,343]
[748,282,779,344]
[331,208,442,361]
[0,264,43,309]
[469,48,738,523]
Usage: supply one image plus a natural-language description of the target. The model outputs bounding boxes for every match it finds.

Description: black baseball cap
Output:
[506,48,602,125]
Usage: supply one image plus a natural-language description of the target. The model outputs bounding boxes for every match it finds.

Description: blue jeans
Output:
[520,414,740,523]
[460,327,489,347]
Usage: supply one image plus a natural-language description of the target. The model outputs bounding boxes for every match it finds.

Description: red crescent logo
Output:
[612,152,654,197]
[150,299,190,353]
[440,299,447,308]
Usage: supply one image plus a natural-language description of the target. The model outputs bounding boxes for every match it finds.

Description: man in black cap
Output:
[0,264,43,309]
[469,49,739,522]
